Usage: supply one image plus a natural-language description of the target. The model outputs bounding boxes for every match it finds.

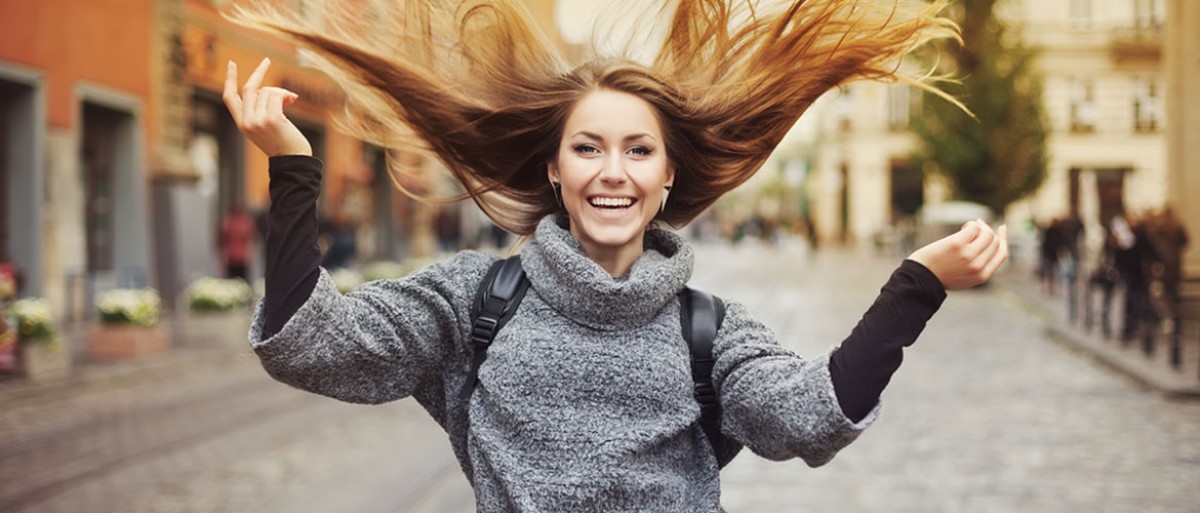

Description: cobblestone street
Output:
[1,244,1197,512]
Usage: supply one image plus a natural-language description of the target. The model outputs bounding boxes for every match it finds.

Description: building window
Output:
[1070,0,1092,28]
[1133,0,1163,28]
[833,88,854,133]
[887,85,918,131]
[1069,78,1097,133]
[1132,76,1160,133]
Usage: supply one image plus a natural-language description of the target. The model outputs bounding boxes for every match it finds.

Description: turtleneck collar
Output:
[519,214,694,331]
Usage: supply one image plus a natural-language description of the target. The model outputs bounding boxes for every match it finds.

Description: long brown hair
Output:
[227,0,959,235]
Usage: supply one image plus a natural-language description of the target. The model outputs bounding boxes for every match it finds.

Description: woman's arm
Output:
[261,155,322,339]
[827,260,945,422]
[715,221,1007,465]
[224,58,494,404]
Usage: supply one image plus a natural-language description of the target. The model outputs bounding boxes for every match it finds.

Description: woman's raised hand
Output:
[908,220,1009,290]
[223,58,312,157]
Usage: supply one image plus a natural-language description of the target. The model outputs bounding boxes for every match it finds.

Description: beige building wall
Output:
[1011,0,1167,258]
[813,0,1168,258]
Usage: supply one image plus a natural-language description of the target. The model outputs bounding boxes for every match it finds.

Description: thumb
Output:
[282,91,299,107]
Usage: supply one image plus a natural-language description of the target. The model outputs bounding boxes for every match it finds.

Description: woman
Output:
[224,0,1007,510]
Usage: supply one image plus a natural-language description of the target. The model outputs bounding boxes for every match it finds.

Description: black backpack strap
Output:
[680,286,740,467]
[460,256,529,400]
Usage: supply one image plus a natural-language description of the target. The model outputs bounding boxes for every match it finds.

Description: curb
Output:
[994,274,1200,400]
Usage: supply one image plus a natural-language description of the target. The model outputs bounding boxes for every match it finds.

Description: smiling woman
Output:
[218,1,1008,512]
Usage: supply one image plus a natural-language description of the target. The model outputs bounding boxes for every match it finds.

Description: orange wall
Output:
[0,0,154,129]
[183,0,361,210]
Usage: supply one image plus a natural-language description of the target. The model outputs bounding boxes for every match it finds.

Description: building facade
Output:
[809,0,1172,258]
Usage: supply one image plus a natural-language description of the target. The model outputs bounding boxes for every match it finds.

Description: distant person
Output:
[1147,205,1189,322]
[219,202,256,282]
[1039,218,1063,295]
[320,215,357,270]
[1112,211,1159,343]
[1060,211,1085,320]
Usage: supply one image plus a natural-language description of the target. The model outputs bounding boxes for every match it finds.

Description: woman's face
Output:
[548,89,675,263]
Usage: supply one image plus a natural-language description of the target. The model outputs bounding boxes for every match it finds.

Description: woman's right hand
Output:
[223,58,313,157]
[908,220,1008,290]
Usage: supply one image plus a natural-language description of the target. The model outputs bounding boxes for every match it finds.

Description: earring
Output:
[551,182,562,208]
[661,185,672,213]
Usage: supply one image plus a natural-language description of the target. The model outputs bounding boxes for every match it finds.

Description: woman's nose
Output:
[599,154,626,183]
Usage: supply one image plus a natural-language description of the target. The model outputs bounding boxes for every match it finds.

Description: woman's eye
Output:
[574,144,599,155]
[629,146,653,157]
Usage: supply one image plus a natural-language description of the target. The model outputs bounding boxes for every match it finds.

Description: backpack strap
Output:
[460,256,529,400]
[680,287,740,467]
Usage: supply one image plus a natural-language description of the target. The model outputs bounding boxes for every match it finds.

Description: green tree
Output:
[911,0,1048,215]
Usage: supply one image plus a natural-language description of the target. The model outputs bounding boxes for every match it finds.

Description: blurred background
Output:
[0,0,1197,512]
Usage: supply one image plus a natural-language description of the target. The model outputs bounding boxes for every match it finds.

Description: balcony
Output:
[1109,24,1162,64]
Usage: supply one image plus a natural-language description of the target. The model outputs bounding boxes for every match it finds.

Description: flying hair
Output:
[225,0,961,235]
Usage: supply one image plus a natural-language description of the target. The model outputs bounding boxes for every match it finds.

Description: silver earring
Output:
[551,182,562,208]
[661,185,671,213]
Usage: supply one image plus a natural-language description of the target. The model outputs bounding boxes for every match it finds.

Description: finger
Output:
[948,219,983,248]
[254,87,279,127]
[261,86,289,122]
[241,57,272,113]
[981,225,1009,277]
[971,226,1001,270]
[963,220,996,257]
[223,61,243,125]
[263,87,292,121]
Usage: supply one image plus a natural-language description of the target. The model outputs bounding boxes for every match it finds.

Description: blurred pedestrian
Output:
[222,1,1007,510]
[1147,205,1189,327]
[218,201,256,282]
[1112,211,1160,343]
[320,214,357,270]
[1038,218,1063,295]
[1086,230,1120,338]
[1060,210,1085,320]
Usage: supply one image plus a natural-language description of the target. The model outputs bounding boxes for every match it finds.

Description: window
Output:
[833,88,854,133]
[1132,76,1160,132]
[1069,78,1097,133]
[1070,0,1092,28]
[887,85,918,131]
[1133,0,1163,28]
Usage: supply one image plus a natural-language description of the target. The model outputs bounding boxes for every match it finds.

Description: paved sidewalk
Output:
[994,260,1200,398]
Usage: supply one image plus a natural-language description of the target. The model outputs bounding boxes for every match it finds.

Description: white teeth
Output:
[590,197,633,208]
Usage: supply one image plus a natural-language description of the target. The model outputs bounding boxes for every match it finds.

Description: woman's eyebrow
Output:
[570,130,658,143]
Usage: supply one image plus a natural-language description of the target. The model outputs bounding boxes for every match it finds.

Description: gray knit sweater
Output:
[248,215,876,512]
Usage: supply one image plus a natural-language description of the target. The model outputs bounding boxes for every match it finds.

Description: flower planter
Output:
[20,338,70,382]
[87,323,170,360]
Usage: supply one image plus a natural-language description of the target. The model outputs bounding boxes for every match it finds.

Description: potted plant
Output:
[181,277,253,348]
[11,298,70,381]
[88,288,169,360]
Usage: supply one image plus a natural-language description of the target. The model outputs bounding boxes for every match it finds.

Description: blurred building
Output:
[1165,0,1200,275]
[809,0,1175,255]
[0,1,507,320]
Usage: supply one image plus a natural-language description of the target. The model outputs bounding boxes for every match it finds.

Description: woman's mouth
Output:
[588,196,637,209]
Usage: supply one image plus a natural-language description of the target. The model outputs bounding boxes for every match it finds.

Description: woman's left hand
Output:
[908,220,1008,290]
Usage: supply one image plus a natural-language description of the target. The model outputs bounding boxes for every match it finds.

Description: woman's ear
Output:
[547,161,560,184]
[665,162,676,189]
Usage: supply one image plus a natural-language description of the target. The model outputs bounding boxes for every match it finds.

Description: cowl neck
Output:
[519,215,694,331]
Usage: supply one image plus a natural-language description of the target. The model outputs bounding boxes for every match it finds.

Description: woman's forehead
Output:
[563,90,664,140]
